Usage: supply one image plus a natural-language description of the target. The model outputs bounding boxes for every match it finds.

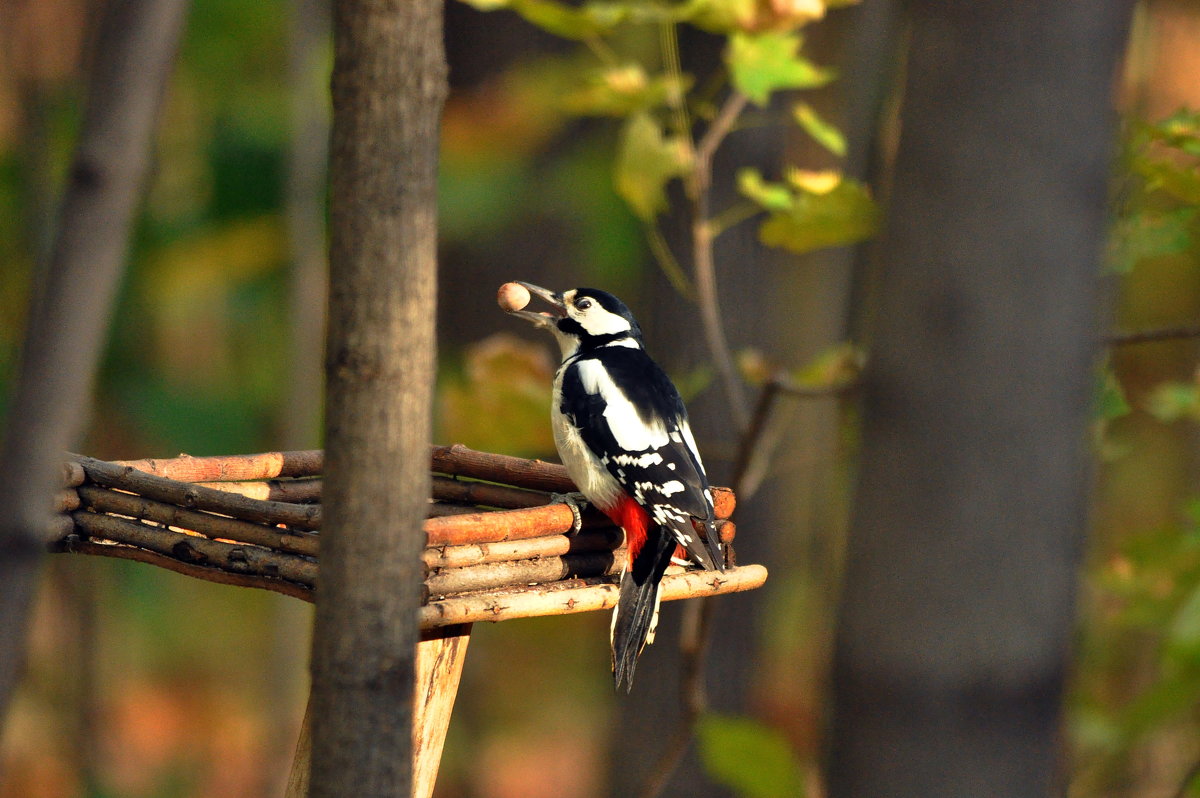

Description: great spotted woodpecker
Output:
[505,282,724,691]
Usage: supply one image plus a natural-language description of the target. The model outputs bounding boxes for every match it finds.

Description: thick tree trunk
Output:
[828,4,1133,797]
[308,1,446,796]
[0,0,189,736]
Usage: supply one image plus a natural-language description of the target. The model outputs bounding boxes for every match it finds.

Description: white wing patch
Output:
[679,420,705,471]
[610,452,663,468]
[658,480,685,497]
[576,359,670,451]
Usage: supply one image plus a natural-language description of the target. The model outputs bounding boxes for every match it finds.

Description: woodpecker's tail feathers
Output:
[610,528,675,693]
[668,516,725,574]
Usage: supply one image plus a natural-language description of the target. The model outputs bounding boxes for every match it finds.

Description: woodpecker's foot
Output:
[550,492,587,534]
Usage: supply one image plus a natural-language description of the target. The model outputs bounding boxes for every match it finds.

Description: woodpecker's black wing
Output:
[559,347,723,571]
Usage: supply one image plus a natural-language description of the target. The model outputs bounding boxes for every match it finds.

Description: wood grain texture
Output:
[309,1,448,795]
[412,626,472,798]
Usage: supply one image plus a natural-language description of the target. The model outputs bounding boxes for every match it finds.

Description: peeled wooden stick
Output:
[72,455,321,530]
[420,564,769,628]
[424,504,577,546]
[112,450,324,482]
[423,527,623,569]
[195,477,322,503]
[76,484,320,557]
[426,551,619,597]
[76,447,737,518]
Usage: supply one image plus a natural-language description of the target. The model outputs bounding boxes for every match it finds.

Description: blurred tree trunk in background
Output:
[308,0,445,795]
[0,0,189,741]
[828,4,1132,797]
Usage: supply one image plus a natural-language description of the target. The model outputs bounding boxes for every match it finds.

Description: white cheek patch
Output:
[576,360,669,450]
[574,305,633,337]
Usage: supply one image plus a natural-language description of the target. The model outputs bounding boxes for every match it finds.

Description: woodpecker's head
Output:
[506,282,643,358]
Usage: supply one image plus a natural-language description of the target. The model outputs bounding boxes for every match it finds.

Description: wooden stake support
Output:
[49,445,768,797]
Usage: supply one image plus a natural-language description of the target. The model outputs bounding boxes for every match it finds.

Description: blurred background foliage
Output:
[0,0,1198,796]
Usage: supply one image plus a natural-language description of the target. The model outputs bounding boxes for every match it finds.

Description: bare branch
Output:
[421,565,768,628]
[76,484,320,557]
[1105,324,1200,346]
[72,454,322,530]
[689,91,753,431]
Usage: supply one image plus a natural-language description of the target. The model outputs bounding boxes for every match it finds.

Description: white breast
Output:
[552,366,622,511]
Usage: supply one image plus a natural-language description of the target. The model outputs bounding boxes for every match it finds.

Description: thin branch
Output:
[638,588,715,798]
[659,22,691,141]
[76,484,320,556]
[50,521,768,628]
[423,527,625,569]
[73,454,322,530]
[1105,324,1200,346]
[427,551,620,597]
[1172,758,1200,798]
[690,90,753,431]
[430,444,575,492]
[113,449,325,481]
[420,564,768,629]
[695,91,749,169]
[708,200,762,238]
[430,474,550,509]
[425,503,606,546]
[71,511,319,585]
[424,521,733,571]
[647,370,836,795]
[52,537,315,602]
[646,224,696,299]
[196,477,322,503]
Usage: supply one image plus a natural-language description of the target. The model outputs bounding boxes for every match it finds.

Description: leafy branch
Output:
[458,1,877,794]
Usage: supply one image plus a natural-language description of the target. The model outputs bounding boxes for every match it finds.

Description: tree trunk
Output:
[828,4,1133,797]
[0,0,189,735]
[308,1,446,796]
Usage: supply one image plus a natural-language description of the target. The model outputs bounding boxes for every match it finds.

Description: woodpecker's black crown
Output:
[557,287,644,349]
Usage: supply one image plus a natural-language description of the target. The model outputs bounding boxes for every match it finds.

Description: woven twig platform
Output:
[49,445,767,627]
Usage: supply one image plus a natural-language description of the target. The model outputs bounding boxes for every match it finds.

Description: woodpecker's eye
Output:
[576,298,593,311]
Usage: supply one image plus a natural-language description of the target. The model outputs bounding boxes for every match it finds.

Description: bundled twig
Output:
[48,446,761,629]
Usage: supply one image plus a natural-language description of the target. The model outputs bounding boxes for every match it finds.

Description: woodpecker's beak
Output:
[508,281,566,330]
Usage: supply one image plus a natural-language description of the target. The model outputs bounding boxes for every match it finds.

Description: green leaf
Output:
[1147,381,1200,422]
[683,0,829,34]
[1145,108,1200,158]
[682,0,758,33]
[696,713,806,798]
[726,32,834,106]
[459,0,616,38]
[1107,207,1197,273]
[615,112,693,221]
[737,168,793,212]
[793,102,846,157]
[1171,583,1200,646]
[561,65,693,117]
[1097,369,1131,422]
[1136,158,1200,205]
[758,176,877,255]
[790,342,863,390]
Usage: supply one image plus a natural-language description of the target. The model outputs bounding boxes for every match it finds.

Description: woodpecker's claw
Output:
[550,492,587,534]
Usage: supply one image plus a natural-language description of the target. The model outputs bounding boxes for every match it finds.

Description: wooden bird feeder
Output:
[48,443,768,797]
